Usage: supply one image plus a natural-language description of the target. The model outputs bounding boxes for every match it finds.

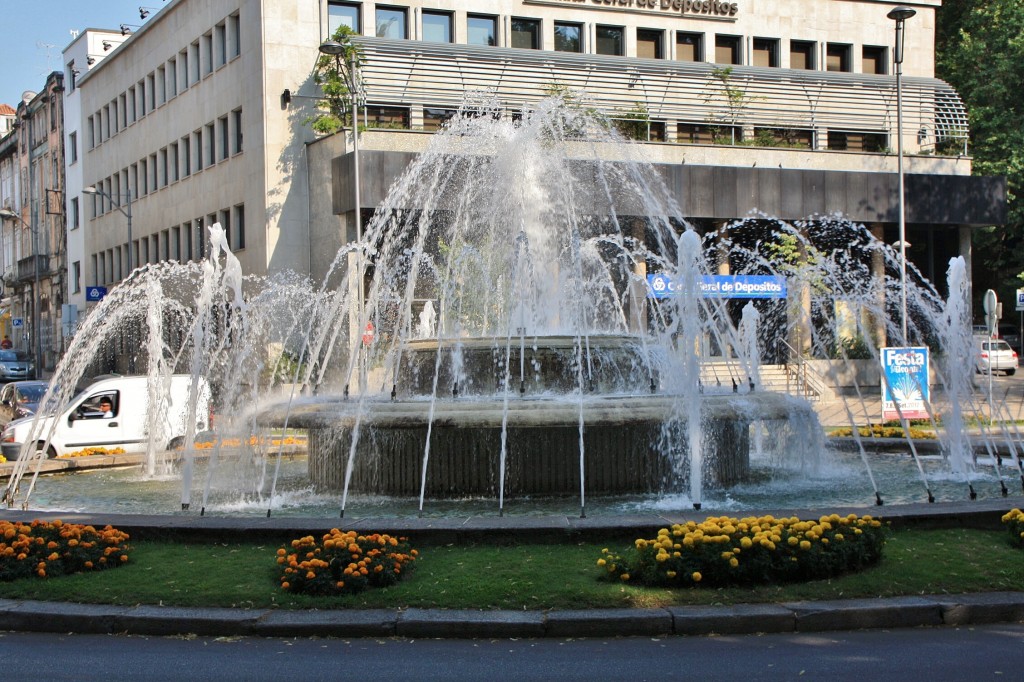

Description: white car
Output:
[975,337,1018,376]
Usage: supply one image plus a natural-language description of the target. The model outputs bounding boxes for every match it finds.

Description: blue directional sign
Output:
[85,286,108,302]
[647,274,787,299]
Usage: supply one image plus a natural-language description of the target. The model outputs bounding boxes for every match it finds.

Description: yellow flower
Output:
[692,572,702,582]
[620,573,630,581]
[729,557,739,568]
[799,540,811,550]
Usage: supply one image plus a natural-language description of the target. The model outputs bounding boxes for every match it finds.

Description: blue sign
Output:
[647,274,787,299]
[881,346,930,421]
[11,318,23,328]
[86,286,108,302]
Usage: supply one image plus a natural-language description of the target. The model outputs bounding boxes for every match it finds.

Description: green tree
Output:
[308,26,363,135]
[937,0,1024,304]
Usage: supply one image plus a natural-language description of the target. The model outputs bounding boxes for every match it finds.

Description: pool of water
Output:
[10,449,1019,518]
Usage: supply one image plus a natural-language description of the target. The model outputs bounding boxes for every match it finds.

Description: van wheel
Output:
[36,442,57,459]
[167,437,184,451]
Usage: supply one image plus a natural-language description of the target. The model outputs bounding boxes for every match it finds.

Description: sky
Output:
[0,0,144,109]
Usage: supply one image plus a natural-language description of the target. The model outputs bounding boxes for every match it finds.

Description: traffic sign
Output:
[11,318,23,328]
[86,286,108,302]
[1017,288,1024,312]
[983,289,998,335]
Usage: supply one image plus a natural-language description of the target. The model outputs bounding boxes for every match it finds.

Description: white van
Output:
[0,374,211,460]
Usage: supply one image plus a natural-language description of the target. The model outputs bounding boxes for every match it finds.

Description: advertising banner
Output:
[881,346,930,421]
[647,274,787,299]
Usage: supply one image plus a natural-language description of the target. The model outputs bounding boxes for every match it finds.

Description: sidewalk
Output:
[1,499,1022,639]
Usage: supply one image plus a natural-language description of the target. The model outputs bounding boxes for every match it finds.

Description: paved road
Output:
[2,623,1022,681]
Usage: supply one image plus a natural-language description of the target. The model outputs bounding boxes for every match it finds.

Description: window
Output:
[752,38,779,67]
[70,197,79,230]
[752,127,813,148]
[423,108,457,132]
[827,130,886,152]
[228,13,241,59]
[220,210,231,247]
[86,116,95,149]
[157,67,166,106]
[218,116,229,161]
[127,87,137,123]
[422,11,452,43]
[511,18,540,50]
[365,105,410,129]
[159,147,168,187]
[202,32,213,76]
[170,142,179,182]
[596,26,624,56]
[376,7,407,39]
[68,132,77,164]
[171,226,180,260]
[862,46,887,75]
[167,58,178,98]
[140,157,148,196]
[234,204,245,250]
[554,22,582,53]
[194,129,204,170]
[232,108,243,154]
[467,15,497,47]
[826,43,851,72]
[189,42,201,84]
[790,40,815,70]
[205,122,215,166]
[329,2,360,34]
[215,22,227,68]
[72,261,81,294]
[715,35,741,64]
[182,137,191,177]
[678,122,741,144]
[636,29,664,60]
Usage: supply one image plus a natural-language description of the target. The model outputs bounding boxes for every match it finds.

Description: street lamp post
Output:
[0,208,42,379]
[888,5,916,343]
[82,185,134,275]
[319,38,366,390]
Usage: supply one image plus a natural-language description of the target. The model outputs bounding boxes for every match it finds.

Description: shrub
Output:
[598,513,886,587]
[0,519,131,581]
[276,529,418,595]
[829,424,934,439]
[1002,508,1024,548]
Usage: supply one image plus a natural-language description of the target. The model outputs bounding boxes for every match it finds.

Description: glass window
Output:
[467,15,497,47]
[714,35,741,65]
[826,43,851,72]
[511,18,540,50]
[636,29,663,60]
[596,26,624,56]
[422,11,452,43]
[424,108,457,132]
[376,7,407,39]
[790,40,815,70]
[554,22,582,53]
[328,2,360,34]
[862,46,887,75]
[752,38,779,67]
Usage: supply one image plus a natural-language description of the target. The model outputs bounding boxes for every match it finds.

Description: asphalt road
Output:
[2,624,1023,681]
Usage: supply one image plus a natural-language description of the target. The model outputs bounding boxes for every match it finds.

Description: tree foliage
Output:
[937,0,1024,301]
[308,26,363,135]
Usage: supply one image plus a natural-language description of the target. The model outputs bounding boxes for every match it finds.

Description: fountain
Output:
[3,95,1022,518]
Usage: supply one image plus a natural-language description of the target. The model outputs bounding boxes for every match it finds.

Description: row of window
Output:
[328,2,888,74]
[84,12,241,151]
[85,108,243,224]
[87,204,246,290]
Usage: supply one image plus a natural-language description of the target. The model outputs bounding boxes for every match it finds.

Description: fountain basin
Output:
[261,392,812,497]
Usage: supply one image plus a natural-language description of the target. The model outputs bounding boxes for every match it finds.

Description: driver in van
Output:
[97,396,114,418]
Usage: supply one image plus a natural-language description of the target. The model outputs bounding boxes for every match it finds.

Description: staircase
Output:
[699,360,834,402]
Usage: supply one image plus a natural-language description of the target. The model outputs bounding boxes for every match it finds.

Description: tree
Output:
[937,0,1024,305]
[308,26,363,135]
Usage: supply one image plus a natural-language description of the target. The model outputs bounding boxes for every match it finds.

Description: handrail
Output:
[778,338,835,402]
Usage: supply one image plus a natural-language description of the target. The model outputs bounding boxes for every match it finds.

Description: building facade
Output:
[69,0,1004,347]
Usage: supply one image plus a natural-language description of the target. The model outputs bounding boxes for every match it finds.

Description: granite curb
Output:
[1,593,1022,640]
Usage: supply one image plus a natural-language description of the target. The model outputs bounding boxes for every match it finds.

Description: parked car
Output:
[0,374,211,460]
[997,323,1021,354]
[0,380,50,427]
[0,350,34,382]
[975,337,1018,375]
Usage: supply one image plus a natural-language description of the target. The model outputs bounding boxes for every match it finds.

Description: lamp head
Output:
[887,6,917,22]
[318,40,346,56]
[82,185,98,195]
[0,209,18,221]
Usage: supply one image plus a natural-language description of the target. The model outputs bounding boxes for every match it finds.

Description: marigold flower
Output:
[692,572,702,582]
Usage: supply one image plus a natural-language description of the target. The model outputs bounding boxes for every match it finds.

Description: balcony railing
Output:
[17,254,48,283]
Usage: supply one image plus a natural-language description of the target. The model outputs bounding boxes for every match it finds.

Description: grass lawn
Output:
[0,527,1021,610]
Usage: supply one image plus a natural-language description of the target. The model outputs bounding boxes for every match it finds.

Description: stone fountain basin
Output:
[258,392,810,497]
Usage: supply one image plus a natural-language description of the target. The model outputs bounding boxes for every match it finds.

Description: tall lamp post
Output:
[319,38,366,390]
[888,5,916,343]
[0,208,42,379]
[82,185,134,275]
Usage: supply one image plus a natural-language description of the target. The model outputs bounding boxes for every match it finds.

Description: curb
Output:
[2,593,1022,639]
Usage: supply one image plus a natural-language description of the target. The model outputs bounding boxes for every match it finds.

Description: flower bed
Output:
[276,529,418,595]
[59,446,127,458]
[191,435,307,450]
[829,425,934,439]
[0,519,131,581]
[598,513,886,587]
[1003,508,1024,548]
